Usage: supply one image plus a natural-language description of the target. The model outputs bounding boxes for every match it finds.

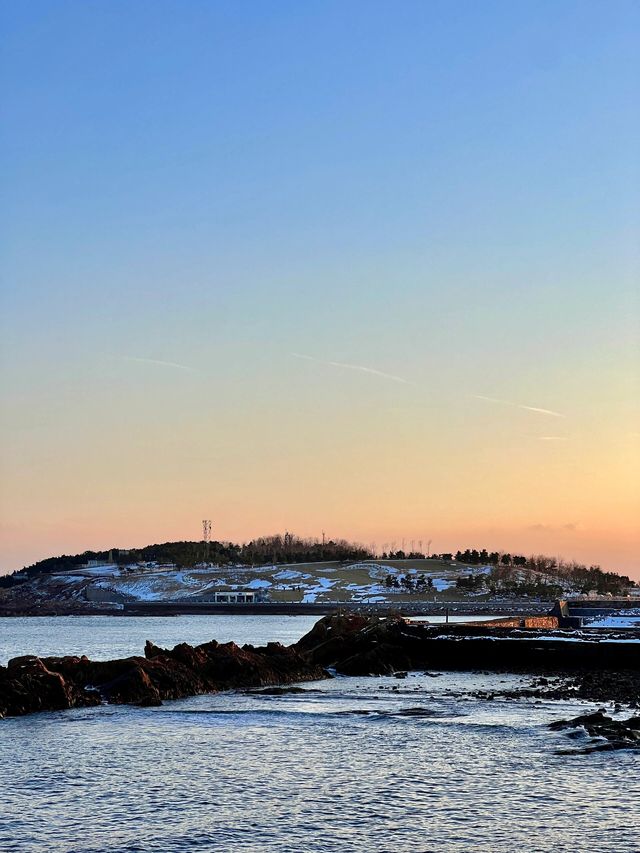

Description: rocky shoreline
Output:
[0,638,327,718]
[2,614,639,727]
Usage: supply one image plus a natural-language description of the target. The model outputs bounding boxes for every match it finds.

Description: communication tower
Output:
[202,519,212,562]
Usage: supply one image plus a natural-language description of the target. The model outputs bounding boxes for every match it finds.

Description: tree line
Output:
[384,574,434,591]
[1,535,635,597]
[1,533,374,586]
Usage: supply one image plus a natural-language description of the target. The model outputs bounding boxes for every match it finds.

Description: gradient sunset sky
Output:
[1,1,639,576]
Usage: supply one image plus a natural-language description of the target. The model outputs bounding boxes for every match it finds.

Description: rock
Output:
[0,656,100,718]
[3,613,640,720]
[575,671,640,708]
[295,615,418,675]
[0,636,327,718]
[548,711,610,731]
[394,707,435,717]
[246,686,313,695]
[550,711,640,753]
[294,615,640,697]
[94,661,164,706]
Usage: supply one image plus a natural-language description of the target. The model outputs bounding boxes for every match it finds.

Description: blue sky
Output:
[1,1,638,573]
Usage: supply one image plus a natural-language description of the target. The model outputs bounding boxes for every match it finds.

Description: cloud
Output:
[537,436,569,441]
[292,353,411,385]
[527,522,580,532]
[473,394,565,418]
[120,356,198,374]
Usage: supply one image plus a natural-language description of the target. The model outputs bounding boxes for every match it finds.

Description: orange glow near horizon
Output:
[1,3,638,580]
[1,363,639,577]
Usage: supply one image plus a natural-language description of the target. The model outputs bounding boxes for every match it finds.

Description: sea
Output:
[1,615,638,853]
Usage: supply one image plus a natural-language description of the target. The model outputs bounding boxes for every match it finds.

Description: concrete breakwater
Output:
[1,614,639,718]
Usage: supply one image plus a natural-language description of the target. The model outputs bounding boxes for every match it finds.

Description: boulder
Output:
[0,636,327,718]
[0,656,100,718]
[550,711,640,753]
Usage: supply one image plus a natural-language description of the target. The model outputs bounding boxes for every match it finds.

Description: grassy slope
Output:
[91,558,491,603]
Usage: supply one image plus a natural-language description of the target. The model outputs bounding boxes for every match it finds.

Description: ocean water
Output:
[1,616,638,853]
[0,615,320,665]
[0,615,492,665]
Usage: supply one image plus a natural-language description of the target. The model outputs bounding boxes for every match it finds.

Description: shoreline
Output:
[2,613,639,720]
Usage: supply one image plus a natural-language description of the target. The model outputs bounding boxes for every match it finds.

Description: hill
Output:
[3,534,373,584]
[0,535,636,614]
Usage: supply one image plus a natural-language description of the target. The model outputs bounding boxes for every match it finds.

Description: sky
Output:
[0,1,638,576]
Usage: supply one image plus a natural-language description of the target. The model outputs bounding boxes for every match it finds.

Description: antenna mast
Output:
[202,519,212,562]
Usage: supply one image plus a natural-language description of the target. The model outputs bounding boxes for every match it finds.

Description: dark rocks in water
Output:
[246,686,314,695]
[295,614,415,676]
[548,711,611,731]
[3,613,640,719]
[574,670,640,708]
[149,639,323,692]
[0,639,327,719]
[393,706,436,717]
[549,711,610,731]
[294,614,640,685]
[338,646,404,677]
[550,711,640,754]
[468,672,640,708]
[0,655,101,717]
[338,706,458,719]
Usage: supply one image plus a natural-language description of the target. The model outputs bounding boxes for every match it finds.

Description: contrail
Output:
[521,405,566,417]
[473,394,565,418]
[292,353,411,385]
[120,356,198,374]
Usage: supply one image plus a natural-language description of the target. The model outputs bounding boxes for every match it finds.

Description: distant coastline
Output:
[2,536,636,618]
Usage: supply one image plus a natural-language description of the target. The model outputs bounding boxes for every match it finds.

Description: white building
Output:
[212,591,255,603]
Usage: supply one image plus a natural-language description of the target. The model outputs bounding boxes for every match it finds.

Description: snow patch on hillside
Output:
[246,579,272,589]
[273,570,304,581]
[301,577,336,603]
[432,579,455,592]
